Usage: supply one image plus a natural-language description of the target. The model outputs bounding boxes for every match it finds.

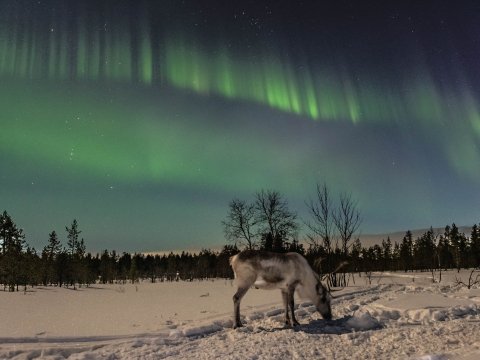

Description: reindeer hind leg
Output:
[281,290,290,326]
[233,286,249,329]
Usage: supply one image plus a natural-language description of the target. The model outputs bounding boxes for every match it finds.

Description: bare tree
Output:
[222,199,257,250]
[305,183,338,286]
[254,190,298,251]
[454,268,480,289]
[305,185,361,287]
[305,183,334,252]
[332,192,361,287]
[333,192,362,258]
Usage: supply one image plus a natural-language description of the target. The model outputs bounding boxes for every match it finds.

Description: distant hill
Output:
[357,226,473,247]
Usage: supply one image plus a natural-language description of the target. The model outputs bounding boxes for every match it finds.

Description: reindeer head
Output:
[314,281,332,320]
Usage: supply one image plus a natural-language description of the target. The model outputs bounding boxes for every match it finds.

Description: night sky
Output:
[1,0,479,252]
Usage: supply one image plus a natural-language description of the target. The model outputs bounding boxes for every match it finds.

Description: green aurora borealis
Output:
[1,1,479,251]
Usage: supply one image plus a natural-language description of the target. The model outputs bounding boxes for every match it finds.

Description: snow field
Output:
[1,270,480,359]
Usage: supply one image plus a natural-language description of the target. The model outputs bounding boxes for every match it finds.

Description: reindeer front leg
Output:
[288,284,300,326]
[281,290,290,326]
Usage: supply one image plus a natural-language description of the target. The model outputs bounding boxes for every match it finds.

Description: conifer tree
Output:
[382,237,392,271]
[0,211,26,291]
[45,231,62,259]
[66,219,81,257]
[130,255,138,283]
[437,236,453,270]
[41,231,62,285]
[470,224,480,267]
[65,219,83,289]
[449,223,464,272]
[399,231,413,272]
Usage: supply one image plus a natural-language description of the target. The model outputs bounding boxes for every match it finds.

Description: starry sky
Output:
[1,0,479,252]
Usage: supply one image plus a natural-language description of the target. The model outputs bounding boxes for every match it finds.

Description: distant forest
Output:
[1,187,480,292]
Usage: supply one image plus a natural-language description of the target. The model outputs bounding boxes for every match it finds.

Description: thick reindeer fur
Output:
[230,250,332,329]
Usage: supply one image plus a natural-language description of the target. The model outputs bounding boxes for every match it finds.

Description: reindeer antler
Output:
[332,261,348,274]
[325,261,349,297]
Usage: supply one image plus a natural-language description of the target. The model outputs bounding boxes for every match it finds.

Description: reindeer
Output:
[230,250,332,328]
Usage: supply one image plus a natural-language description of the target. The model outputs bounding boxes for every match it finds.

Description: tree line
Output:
[0,210,241,291]
[1,184,479,291]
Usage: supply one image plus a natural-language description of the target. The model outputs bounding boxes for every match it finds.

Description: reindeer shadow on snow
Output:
[230,250,383,335]
[294,315,383,335]
[242,314,383,336]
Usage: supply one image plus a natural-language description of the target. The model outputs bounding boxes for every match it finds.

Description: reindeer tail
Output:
[229,254,238,267]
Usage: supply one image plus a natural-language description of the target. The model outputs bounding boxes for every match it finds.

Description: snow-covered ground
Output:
[1,270,480,359]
